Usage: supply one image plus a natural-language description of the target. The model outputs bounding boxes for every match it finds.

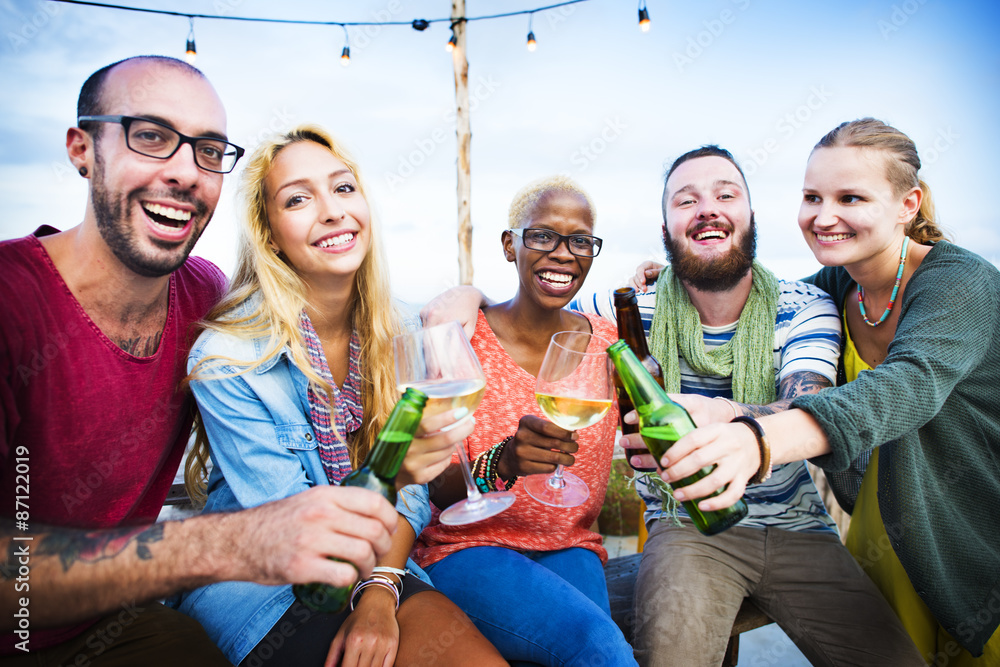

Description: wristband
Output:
[350,575,400,611]
[372,566,407,593]
[714,396,740,420]
[731,416,772,484]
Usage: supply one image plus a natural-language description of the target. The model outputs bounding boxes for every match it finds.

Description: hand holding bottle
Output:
[227,485,398,589]
[620,430,658,471]
[607,340,748,535]
[397,407,475,488]
[656,420,762,512]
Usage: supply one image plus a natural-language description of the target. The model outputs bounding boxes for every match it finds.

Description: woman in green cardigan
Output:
[656,118,999,665]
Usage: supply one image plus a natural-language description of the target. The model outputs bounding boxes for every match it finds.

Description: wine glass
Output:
[524,330,615,508]
[393,320,516,525]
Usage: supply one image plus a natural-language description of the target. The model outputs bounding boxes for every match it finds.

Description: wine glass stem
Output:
[548,464,568,490]
[454,443,485,506]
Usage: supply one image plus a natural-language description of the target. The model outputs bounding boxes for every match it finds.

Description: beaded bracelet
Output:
[731,416,772,484]
[472,436,518,493]
[472,450,493,494]
[491,436,518,491]
[350,574,400,611]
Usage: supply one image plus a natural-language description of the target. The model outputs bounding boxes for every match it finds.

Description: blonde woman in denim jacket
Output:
[175,126,505,667]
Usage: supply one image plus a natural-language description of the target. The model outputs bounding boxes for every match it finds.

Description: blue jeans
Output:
[425,546,637,666]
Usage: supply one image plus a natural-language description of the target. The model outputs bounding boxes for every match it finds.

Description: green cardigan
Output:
[794,241,1000,656]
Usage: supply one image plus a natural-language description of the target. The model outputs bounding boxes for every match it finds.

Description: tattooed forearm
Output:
[776,370,832,400]
[31,523,166,573]
[733,371,832,419]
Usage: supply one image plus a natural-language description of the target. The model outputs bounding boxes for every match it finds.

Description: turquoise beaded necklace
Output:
[858,236,909,327]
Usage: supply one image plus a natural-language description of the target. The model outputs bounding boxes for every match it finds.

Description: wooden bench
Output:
[605,553,773,667]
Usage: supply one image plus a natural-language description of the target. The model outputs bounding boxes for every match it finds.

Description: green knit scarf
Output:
[641,260,780,519]
[649,259,779,404]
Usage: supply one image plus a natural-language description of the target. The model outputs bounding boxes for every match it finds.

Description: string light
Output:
[184,17,196,64]
[638,1,651,32]
[52,0,596,54]
[340,24,350,66]
[446,26,457,52]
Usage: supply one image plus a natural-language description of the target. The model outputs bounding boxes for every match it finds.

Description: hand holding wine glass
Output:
[524,330,615,508]
[394,320,516,525]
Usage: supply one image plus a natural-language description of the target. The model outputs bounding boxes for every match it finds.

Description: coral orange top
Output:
[413,310,619,568]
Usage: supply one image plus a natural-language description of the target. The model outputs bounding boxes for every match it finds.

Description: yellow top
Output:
[841,316,998,665]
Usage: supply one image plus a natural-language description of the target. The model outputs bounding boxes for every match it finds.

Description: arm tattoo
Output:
[1,523,166,577]
[736,371,832,419]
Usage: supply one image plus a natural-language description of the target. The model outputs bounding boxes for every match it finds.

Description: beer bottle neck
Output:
[608,341,668,415]
[362,394,425,481]
[615,297,653,358]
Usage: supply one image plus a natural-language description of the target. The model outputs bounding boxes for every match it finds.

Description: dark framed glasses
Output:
[508,227,603,257]
[77,115,245,174]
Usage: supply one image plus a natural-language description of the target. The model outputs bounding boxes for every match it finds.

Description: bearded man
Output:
[570,145,924,666]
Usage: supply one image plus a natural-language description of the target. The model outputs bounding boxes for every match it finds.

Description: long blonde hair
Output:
[185,125,403,505]
[813,118,949,245]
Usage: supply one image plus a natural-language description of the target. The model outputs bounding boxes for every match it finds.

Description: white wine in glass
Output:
[404,378,486,421]
[534,394,612,431]
[525,330,615,508]
[393,320,515,525]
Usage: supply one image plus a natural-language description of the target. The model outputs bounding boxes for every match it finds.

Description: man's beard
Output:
[663,214,756,292]
[91,148,210,278]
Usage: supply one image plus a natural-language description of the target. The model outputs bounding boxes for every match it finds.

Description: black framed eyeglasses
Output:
[508,227,603,257]
[77,115,245,174]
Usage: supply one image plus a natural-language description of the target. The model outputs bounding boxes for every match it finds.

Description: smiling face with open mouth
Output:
[798,146,914,271]
[504,190,595,310]
[662,155,755,292]
[86,61,227,277]
[264,140,371,286]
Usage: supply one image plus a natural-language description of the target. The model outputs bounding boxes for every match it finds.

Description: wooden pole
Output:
[451,0,473,284]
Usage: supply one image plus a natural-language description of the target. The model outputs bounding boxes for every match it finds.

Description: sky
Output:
[2,0,998,305]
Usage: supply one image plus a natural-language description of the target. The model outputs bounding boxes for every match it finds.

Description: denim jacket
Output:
[170,295,430,665]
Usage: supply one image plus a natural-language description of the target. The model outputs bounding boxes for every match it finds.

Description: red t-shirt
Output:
[0,227,225,653]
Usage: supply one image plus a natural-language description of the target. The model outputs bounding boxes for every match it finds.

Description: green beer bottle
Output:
[293,387,428,612]
[606,340,747,536]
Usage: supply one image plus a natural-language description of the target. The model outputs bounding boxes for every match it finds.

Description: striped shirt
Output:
[571,279,842,534]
